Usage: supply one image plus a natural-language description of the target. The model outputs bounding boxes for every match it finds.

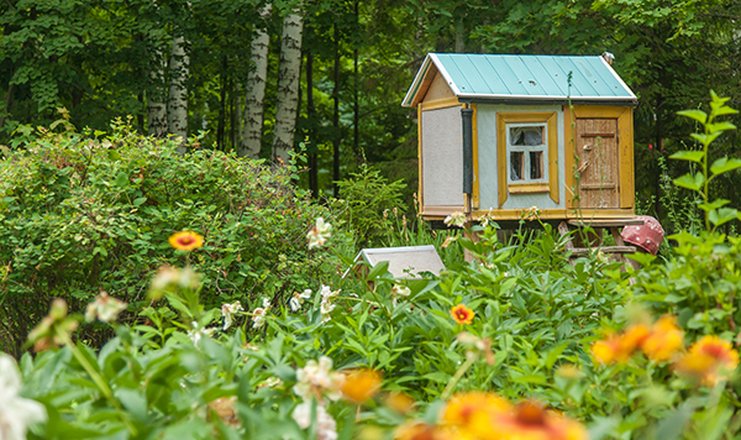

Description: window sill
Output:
[508,183,550,194]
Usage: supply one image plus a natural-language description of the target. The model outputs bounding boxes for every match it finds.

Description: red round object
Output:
[621,215,664,255]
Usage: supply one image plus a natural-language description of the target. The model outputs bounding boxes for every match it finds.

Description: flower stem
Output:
[441,355,476,400]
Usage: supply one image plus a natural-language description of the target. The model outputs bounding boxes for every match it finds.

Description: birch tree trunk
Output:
[167,34,189,140]
[272,7,304,162]
[147,48,168,137]
[239,3,272,157]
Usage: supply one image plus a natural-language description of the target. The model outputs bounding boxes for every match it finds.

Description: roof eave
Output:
[458,95,638,107]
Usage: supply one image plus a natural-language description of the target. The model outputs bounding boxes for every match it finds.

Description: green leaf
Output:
[669,150,704,163]
[710,157,741,176]
[690,132,721,146]
[708,208,738,227]
[114,172,129,187]
[698,199,729,211]
[673,172,703,191]
[706,121,736,132]
[133,197,147,206]
[676,109,707,124]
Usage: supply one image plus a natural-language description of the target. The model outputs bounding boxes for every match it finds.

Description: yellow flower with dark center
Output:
[450,304,475,325]
[441,391,510,427]
[675,335,739,386]
[168,231,204,251]
[641,315,684,362]
[341,369,382,404]
[468,400,587,440]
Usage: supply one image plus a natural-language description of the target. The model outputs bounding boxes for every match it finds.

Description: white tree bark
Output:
[272,8,304,162]
[147,47,168,137]
[167,35,189,140]
[239,3,272,157]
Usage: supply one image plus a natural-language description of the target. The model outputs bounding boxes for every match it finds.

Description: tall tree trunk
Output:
[352,0,360,162]
[240,3,272,157]
[273,7,304,162]
[454,13,465,52]
[217,55,228,149]
[306,50,318,197]
[332,23,341,196]
[147,48,168,137]
[167,35,189,139]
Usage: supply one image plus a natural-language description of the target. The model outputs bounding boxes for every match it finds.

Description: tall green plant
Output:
[671,91,740,231]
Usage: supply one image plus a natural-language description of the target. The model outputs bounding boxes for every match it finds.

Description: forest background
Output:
[1,0,739,225]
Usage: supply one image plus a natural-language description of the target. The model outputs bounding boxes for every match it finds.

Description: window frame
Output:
[506,122,549,184]
[496,112,559,207]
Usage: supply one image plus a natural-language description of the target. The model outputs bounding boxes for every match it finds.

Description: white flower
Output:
[292,401,338,440]
[251,298,272,329]
[221,301,244,331]
[307,218,332,249]
[293,356,344,402]
[391,284,411,298]
[443,211,467,228]
[319,285,339,322]
[0,354,47,440]
[289,289,313,312]
[84,292,127,323]
[187,322,216,344]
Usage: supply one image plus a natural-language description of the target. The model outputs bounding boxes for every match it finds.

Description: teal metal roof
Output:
[402,53,637,107]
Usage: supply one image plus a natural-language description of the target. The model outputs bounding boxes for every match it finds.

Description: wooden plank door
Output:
[575,119,619,208]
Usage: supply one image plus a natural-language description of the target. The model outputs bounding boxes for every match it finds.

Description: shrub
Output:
[0,118,351,355]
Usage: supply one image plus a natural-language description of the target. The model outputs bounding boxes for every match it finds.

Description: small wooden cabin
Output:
[402,53,638,222]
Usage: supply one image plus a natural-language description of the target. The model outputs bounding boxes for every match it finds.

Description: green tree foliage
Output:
[0,118,350,356]
[1,0,739,217]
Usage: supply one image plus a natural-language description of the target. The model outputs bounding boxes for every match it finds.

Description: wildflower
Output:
[307,217,332,249]
[591,323,650,364]
[444,211,467,228]
[641,315,684,362]
[319,285,339,322]
[456,332,495,364]
[675,336,739,386]
[293,356,345,402]
[522,206,541,221]
[221,301,244,331]
[441,391,510,427]
[289,289,313,312]
[340,369,382,404]
[208,396,239,427]
[0,354,47,440]
[168,230,204,251]
[468,400,587,440]
[292,401,338,440]
[148,265,202,300]
[385,392,415,414]
[187,321,216,344]
[27,299,79,352]
[450,304,475,325]
[84,292,127,323]
[391,284,411,307]
[251,298,272,329]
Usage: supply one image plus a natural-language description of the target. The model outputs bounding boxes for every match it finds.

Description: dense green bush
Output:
[0,119,351,355]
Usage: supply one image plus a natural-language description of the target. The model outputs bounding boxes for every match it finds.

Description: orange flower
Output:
[441,391,510,427]
[386,392,415,414]
[394,421,449,440]
[341,369,382,404]
[591,323,650,364]
[468,400,587,440]
[450,304,475,325]
[675,336,739,386]
[169,231,204,251]
[641,315,684,362]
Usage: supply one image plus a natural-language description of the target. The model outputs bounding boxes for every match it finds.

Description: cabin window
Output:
[506,124,547,183]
